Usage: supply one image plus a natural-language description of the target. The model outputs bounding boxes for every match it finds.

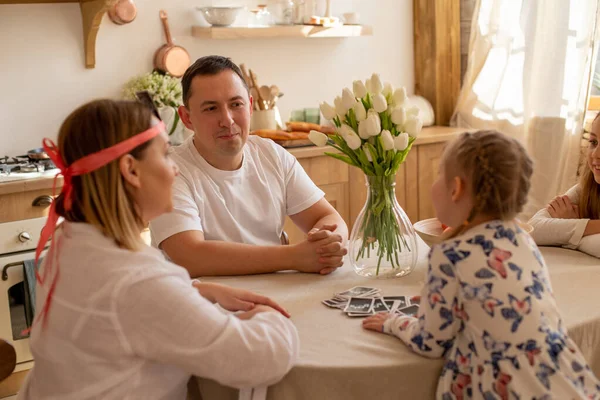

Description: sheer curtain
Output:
[452,0,600,218]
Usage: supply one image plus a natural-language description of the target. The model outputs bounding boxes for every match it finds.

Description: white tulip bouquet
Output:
[309,73,423,276]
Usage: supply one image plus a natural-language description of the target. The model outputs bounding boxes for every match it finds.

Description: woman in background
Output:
[528,114,600,257]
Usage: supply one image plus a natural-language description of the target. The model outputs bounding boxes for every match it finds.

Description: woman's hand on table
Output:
[192,281,291,318]
[547,195,579,219]
[362,312,391,333]
[236,305,281,320]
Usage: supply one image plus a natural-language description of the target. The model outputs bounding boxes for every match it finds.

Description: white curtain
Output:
[452,0,600,219]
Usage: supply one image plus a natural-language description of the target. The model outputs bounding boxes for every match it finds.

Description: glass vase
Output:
[349,174,418,279]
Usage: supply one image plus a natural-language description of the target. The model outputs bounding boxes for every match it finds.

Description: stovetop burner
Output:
[0,156,56,175]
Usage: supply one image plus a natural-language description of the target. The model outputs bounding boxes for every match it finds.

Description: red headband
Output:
[33,121,165,328]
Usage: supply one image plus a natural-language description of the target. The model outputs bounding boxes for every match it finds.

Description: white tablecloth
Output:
[193,240,600,400]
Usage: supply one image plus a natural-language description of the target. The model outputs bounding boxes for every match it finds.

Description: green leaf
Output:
[347,107,358,131]
[356,148,375,174]
[331,134,365,170]
[325,152,357,167]
[333,116,342,128]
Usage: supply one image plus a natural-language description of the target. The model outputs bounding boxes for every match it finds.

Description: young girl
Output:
[17,100,299,399]
[528,115,600,258]
[363,130,600,399]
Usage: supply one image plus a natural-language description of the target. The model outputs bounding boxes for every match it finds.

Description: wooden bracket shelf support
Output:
[80,0,116,68]
[0,0,117,68]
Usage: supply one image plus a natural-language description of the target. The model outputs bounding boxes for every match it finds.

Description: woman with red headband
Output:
[17,100,299,399]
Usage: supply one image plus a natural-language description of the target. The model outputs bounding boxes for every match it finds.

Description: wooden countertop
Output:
[0,175,64,196]
[0,126,464,195]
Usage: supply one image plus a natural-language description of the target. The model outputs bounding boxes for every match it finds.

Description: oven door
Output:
[0,250,44,365]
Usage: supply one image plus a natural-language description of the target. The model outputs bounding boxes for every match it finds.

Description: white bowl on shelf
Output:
[196,6,243,27]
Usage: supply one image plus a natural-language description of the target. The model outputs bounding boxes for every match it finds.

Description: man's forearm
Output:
[313,213,349,243]
[172,241,297,278]
[583,220,600,237]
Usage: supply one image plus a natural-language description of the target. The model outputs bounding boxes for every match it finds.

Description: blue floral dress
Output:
[383,220,600,399]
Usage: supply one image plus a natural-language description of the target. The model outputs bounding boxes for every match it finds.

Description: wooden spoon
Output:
[248,69,266,110]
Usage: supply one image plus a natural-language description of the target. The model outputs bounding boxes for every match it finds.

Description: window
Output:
[588,49,600,110]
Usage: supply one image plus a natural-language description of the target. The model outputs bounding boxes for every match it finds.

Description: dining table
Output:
[191,239,600,400]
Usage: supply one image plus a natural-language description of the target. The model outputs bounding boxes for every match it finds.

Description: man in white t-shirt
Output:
[150,56,348,277]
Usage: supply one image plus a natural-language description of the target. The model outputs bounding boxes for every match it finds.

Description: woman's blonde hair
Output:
[579,115,600,219]
[54,99,154,250]
[442,130,534,238]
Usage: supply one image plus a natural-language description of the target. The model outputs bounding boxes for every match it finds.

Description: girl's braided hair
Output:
[443,130,534,238]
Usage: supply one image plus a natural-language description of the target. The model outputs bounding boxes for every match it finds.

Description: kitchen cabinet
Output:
[282,150,350,245]
[0,0,116,68]
[416,142,447,221]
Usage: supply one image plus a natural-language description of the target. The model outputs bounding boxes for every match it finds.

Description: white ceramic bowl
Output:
[413,218,534,248]
[197,6,242,27]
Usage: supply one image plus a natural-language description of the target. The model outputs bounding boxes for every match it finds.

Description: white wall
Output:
[0,0,413,155]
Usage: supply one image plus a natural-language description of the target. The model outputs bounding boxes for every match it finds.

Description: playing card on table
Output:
[322,298,348,309]
[347,312,374,317]
[335,286,381,299]
[343,297,374,314]
[371,298,390,313]
[383,296,408,310]
[395,304,420,317]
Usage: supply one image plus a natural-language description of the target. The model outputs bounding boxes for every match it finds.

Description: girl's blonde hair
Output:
[442,130,534,238]
[54,99,154,250]
[579,115,600,219]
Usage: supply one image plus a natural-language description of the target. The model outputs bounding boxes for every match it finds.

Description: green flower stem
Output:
[355,174,411,275]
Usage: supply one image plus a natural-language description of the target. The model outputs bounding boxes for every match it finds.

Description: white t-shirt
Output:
[17,222,299,400]
[150,135,324,247]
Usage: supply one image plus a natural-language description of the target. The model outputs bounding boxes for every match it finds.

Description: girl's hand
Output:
[362,312,392,333]
[547,195,579,219]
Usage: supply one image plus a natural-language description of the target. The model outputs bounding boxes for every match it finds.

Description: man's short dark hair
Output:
[181,56,249,106]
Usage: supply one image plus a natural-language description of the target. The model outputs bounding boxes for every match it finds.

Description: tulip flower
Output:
[353,80,367,98]
[370,73,383,93]
[394,132,409,151]
[358,120,370,139]
[319,101,336,120]
[404,116,423,138]
[354,101,367,122]
[382,83,394,98]
[365,113,381,137]
[393,88,407,106]
[391,107,406,126]
[341,87,356,110]
[365,78,372,94]
[308,130,329,147]
[381,129,394,150]
[345,131,362,150]
[372,93,388,113]
[339,123,355,139]
[334,96,346,117]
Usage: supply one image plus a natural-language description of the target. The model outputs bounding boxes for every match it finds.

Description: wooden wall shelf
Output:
[191,24,373,39]
[0,0,116,68]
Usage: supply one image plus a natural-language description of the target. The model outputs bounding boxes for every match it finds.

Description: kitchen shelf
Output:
[191,24,373,39]
[0,0,116,68]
